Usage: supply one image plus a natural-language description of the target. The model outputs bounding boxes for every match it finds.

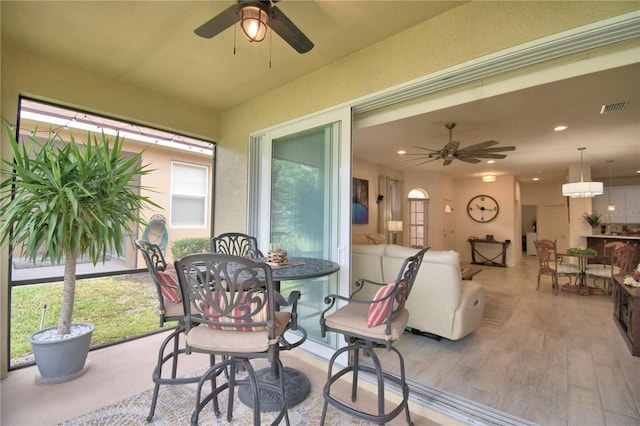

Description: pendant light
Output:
[562,147,603,198]
[607,160,615,211]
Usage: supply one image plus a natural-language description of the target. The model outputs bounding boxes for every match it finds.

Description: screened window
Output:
[171,162,208,227]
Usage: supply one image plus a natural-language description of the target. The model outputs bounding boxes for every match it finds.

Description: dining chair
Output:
[212,232,307,353]
[587,242,637,294]
[319,247,428,425]
[534,239,579,295]
[174,252,292,426]
[211,232,264,258]
[134,239,208,422]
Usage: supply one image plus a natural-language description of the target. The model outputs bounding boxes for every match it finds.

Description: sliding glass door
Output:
[248,107,352,358]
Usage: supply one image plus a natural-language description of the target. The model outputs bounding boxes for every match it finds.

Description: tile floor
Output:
[387,254,640,425]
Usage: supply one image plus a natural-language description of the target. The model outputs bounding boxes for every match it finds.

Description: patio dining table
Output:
[237,256,340,411]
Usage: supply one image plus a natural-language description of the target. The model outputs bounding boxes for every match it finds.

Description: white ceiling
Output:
[2,1,639,183]
[353,63,640,182]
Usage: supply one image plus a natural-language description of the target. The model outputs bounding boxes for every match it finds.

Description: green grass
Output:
[10,274,172,362]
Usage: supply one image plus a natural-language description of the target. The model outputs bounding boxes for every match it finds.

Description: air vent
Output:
[600,101,627,114]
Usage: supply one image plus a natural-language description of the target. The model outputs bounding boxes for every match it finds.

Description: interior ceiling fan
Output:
[194,0,314,54]
[405,122,516,166]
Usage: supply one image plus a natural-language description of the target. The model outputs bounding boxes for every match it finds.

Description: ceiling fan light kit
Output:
[561,147,603,198]
[195,0,314,54]
[240,4,268,42]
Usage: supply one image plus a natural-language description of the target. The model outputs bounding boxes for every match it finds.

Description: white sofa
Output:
[351,244,485,340]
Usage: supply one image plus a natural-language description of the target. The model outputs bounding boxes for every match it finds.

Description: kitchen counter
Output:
[585,235,640,240]
[586,236,640,268]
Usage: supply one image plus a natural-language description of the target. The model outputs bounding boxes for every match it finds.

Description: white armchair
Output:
[351,244,485,340]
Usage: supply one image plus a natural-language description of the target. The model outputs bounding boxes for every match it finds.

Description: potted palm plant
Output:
[0,125,158,383]
[583,211,602,235]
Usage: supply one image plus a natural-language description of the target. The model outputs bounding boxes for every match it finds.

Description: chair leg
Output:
[322,341,412,425]
[191,359,232,426]
[147,326,184,422]
[351,344,360,402]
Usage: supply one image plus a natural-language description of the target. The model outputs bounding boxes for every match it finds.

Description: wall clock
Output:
[467,195,499,223]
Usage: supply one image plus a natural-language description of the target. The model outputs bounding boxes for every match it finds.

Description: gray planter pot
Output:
[28,323,95,384]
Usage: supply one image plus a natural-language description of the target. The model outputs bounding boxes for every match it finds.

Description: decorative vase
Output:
[592,227,600,235]
[28,323,95,384]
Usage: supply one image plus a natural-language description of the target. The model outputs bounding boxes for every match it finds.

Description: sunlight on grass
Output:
[10,274,172,362]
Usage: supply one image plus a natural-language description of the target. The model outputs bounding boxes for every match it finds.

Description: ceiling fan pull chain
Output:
[269,28,272,69]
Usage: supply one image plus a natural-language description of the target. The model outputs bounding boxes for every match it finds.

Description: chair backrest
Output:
[390,247,429,313]
[135,239,168,272]
[612,243,636,277]
[134,239,182,325]
[174,253,277,340]
[211,232,264,258]
[534,239,557,273]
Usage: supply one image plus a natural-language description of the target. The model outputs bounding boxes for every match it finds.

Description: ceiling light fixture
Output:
[482,174,496,183]
[240,4,268,42]
[561,147,603,198]
[554,125,568,131]
[607,160,615,211]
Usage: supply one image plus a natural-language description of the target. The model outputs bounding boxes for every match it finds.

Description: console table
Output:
[612,276,640,357]
[468,238,510,267]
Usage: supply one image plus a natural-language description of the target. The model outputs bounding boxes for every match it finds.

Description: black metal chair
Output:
[212,232,306,351]
[211,232,264,258]
[319,247,428,425]
[174,253,294,425]
[135,239,214,422]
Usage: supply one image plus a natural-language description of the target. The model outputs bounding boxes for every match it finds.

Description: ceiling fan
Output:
[405,122,516,166]
[194,1,314,54]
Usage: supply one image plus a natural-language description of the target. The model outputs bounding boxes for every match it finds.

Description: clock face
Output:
[467,195,499,223]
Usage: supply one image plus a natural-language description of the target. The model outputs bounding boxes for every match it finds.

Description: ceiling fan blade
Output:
[412,146,441,153]
[457,140,499,152]
[194,4,239,38]
[467,153,508,159]
[477,145,516,153]
[414,157,441,166]
[457,157,482,164]
[269,6,314,53]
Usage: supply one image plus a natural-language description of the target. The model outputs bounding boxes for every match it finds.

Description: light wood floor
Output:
[382,254,640,425]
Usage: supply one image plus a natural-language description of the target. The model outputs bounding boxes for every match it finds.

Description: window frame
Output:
[170,161,210,228]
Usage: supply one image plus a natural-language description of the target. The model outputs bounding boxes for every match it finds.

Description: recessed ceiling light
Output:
[397,150,406,155]
[532,177,540,181]
[554,125,568,131]
[487,160,495,164]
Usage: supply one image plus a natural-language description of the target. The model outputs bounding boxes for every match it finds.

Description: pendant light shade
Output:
[607,160,616,211]
[240,4,268,42]
[562,147,603,198]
